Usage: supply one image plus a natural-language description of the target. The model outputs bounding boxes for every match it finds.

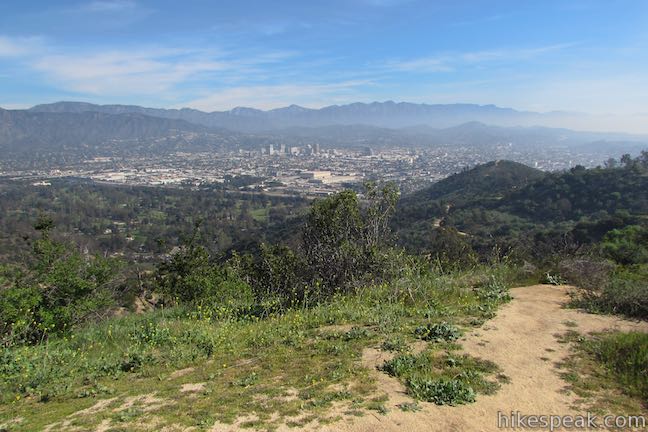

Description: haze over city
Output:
[2,0,648,132]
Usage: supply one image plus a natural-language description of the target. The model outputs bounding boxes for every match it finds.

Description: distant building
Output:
[360,146,374,156]
[300,170,331,180]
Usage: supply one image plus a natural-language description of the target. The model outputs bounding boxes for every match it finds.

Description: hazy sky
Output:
[1,0,647,116]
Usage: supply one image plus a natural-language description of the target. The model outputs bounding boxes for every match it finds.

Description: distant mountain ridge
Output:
[27,101,556,132]
[0,108,227,155]
[0,102,645,161]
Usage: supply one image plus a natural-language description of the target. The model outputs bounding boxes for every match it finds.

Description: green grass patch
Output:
[0,264,515,431]
[249,207,269,222]
[381,349,501,406]
[558,330,648,416]
[414,322,462,342]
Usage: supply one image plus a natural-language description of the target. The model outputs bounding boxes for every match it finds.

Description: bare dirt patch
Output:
[169,367,196,379]
[113,393,170,413]
[180,382,206,393]
[70,397,118,417]
[360,348,412,409]
[317,324,356,334]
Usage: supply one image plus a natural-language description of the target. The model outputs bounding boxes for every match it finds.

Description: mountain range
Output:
[0,101,646,160]
[28,101,571,132]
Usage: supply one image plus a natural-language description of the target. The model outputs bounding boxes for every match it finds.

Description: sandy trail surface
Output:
[316,284,648,432]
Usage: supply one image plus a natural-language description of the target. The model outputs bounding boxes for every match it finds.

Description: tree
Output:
[1,220,122,346]
[638,150,648,170]
[301,183,399,294]
[236,244,308,309]
[620,154,633,168]
[154,224,253,309]
[600,225,648,265]
[604,158,618,169]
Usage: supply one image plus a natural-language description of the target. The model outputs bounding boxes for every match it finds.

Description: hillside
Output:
[403,160,545,204]
[501,165,648,222]
[395,159,648,256]
[394,161,545,240]
[0,109,235,157]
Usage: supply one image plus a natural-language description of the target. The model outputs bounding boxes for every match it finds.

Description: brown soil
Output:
[316,284,648,432]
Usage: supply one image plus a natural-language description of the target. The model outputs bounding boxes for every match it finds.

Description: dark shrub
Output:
[302,183,399,294]
[600,225,648,265]
[1,222,121,346]
[558,258,614,291]
[155,243,253,310]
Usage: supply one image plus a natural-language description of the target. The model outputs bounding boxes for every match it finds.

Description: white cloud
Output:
[80,0,137,13]
[33,48,231,95]
[385,43,577,73]
[384,57,452,73]
[1,31,305,101]
[0,35,42,57]
[28,44,298,96]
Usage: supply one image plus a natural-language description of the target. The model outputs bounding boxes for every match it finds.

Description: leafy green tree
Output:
[0,218,122,346]
[302,183,399,294]
[600,225,648,265]
[302,190,364,292]
[154,226,253,309]
[234,244,309,311]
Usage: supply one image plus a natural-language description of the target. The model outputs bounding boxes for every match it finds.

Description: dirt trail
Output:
[319,284,648,432]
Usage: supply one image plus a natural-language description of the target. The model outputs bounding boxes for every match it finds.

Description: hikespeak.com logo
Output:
[498,411,646,431]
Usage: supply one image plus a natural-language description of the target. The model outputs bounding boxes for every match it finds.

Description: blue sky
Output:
[1,0,647,116]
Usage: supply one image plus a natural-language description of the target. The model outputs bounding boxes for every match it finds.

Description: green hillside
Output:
[394,161,545,248]
[403,160,545,205]
[395,157,648,258]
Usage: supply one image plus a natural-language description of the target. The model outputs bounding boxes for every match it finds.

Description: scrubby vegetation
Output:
[381,349,502,405]
[0,262,518,430]
[0,178,309,262]
[0,216,125,347]
[559,331,648,415]
[1,153,647,430]
[397,152,648,320]
[565,224,648,319]
[0,181,524,431]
